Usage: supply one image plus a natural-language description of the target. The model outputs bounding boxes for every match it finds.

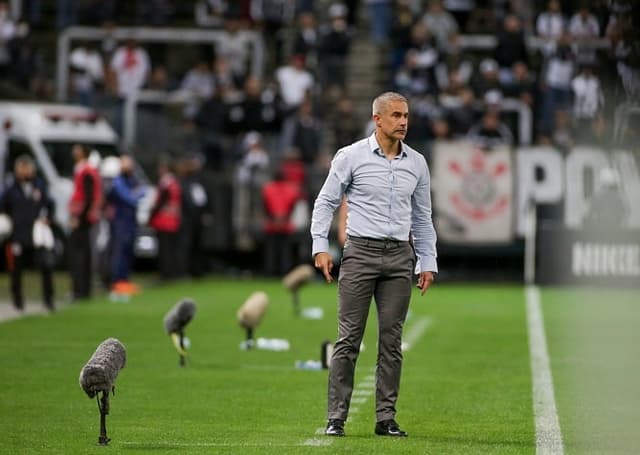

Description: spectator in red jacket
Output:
[261,168,304,276]
[149,158,182,281]
[68,143,102,300]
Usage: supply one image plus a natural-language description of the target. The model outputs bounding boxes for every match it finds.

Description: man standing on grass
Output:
[69,143,102,300]
[0,155,55,312]
[106,155,145,293]
[311,91,437,437]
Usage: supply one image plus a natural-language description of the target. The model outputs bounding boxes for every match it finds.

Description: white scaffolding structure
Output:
[56,26,265,102]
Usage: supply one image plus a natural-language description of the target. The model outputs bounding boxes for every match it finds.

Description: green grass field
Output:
[0,277,638,454]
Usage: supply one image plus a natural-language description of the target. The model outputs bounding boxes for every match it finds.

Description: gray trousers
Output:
[328,236,415,422]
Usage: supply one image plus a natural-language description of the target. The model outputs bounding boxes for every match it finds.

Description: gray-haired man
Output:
[311,92,438,437]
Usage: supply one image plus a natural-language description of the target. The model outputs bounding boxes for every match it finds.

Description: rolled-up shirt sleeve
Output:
[411,158,438,273]
[310,150,351,257]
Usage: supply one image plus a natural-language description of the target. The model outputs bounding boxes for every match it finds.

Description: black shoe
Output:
[375,419,407,437]
[325,419,345,436]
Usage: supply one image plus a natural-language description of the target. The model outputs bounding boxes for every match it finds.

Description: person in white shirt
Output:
[69,42,104,106]
[275,42,314,154]
[312,92,437,438]
[568,6,600,40]
[536,0,565,41]
[110,39,151,99]
[569,5,601,65]
[275,54,314,111]
[539,33,575,137]
[109,39,151,136]
[571,64,604,141]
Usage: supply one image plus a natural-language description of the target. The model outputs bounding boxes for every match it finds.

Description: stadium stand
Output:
[1,0,638,277]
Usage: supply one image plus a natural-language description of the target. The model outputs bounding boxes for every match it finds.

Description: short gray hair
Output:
[372,92,408,116]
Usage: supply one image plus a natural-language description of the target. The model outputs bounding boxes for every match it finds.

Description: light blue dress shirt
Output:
[311,133,438,273]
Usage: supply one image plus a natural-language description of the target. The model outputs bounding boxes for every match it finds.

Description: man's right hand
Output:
[314,252,333,283]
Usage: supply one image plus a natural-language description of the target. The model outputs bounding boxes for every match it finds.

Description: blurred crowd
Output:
[0,1,635,149]
[1,1,638,157]
[387,0,640,153]
[0,0,639,307]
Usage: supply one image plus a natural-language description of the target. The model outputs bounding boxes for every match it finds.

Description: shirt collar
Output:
[368,133,408,159]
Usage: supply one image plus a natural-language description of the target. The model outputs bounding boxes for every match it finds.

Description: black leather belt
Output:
[347,235,407,248]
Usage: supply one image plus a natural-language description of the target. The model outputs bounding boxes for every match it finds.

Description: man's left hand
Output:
[416,271,434,295]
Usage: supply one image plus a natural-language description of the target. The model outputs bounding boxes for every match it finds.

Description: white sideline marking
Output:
[0,302,64,323]
[302,438,333,446]
[526,286,564,455]
[402,317,432,352]
[242,364,294,371]
[123,442,320,447]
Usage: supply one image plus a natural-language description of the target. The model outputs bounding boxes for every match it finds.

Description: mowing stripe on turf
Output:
[303,317,431,446]
[526,285,564,455]
[0,302,59,323]
[123,442,334,448]
[353,389,373,396]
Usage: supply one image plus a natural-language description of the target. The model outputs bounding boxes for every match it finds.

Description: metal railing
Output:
[54,27,600,149]
[501,97,533,145]
[122,89,196,148]
[56,26,265,102]
[613,101,640,143]
[458,34,610,52]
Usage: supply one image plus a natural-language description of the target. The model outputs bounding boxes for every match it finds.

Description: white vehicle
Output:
[0,101,157,259]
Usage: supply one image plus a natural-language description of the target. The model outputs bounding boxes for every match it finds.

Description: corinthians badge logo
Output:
[448,147,509,220]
